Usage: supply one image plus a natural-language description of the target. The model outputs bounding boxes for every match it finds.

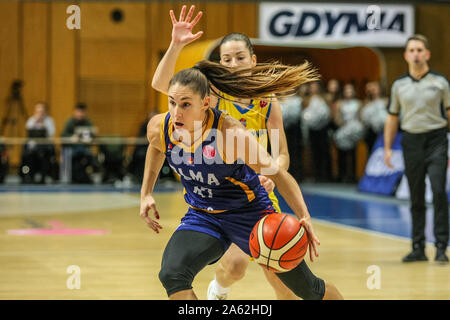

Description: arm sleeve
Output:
[25,117,35,130]
[61,119,73,137]
[387,81,400,115]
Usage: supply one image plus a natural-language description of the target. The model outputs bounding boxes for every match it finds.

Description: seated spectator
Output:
[127,112,152,183]
[334,83,364,183]
[360,81,388,152]
[97,135,127,184]
[19,102,58,184]
[127,111,177,184]
[61,103,97,184]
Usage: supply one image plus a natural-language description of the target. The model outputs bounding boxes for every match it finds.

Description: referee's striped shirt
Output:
[388,71,450,134]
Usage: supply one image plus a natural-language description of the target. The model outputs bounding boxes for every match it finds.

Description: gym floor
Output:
[0,182,449,300]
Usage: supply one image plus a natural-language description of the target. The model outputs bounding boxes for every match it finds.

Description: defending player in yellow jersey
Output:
[215,92,283,214]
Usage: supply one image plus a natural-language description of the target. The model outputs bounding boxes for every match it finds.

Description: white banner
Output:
[259,3,414,47]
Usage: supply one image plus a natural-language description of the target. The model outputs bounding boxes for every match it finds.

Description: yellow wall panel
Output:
[79,79,147,137]
[80,2,146,40]
[0,1,20,134]
[204,2,229,38]
[22,2,49,117]
[230,2,257,36]
[49,2,77,137]
[80,40,146,80]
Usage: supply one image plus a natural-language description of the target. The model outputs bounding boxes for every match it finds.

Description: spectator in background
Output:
[128,111,177,184]
[128,111,154,183]
[61,103,97,184]
[333,83,364,183]
[20,102,57,184]
[360,81,388,152]
[25,102,55,137]
[325,79,342,181]
[302,81,332,182]
[279,86,303,182]
[325,79,342,127]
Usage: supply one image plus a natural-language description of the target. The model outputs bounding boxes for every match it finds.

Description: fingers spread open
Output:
[190,11,203,27]
[169,10,177,25]
[179,5,186,22]
[185,5,195,23]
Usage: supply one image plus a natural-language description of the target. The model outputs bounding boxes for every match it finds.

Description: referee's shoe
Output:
[402,249,428,263]
[435,244,449,263]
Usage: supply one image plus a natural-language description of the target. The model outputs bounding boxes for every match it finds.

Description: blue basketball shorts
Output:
[175,202,277,256]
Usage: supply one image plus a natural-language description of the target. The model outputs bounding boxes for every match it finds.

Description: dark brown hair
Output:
[168,68,210,99]
[219,33,254,56]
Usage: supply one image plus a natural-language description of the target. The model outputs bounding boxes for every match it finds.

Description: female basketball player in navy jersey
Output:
[151,5,342,300]
[152,5,299,300]
[141,60,343,300]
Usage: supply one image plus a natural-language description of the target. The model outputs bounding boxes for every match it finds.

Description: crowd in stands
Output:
[1,79,388,185]
[279,79,388,183]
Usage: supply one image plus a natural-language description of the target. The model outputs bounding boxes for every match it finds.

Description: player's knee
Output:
[299,278,325,300]
[158,265,193,296]
[287,276,325,300]
[276,262,326,300]
[221,255,248,281]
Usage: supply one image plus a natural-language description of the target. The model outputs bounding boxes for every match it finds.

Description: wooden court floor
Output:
[0,191,449,300]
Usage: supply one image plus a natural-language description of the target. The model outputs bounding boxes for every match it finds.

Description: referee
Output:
[384,34,449,263]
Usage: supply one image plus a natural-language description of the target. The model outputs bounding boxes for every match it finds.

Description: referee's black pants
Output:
[402,127,449,251]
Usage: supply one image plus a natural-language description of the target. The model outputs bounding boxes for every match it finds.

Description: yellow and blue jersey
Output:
[215,92,282,213]
[215,92,272,149]
[161,107,274,213]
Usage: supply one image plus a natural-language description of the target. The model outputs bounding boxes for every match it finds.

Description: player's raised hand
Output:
[140,195,162,233]
[170,5,203,46]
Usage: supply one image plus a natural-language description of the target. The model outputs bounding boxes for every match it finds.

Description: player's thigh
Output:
[218,243,249,274]
[161,230,225,279]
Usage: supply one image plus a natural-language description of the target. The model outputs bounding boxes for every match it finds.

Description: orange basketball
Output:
[249,213,308,273]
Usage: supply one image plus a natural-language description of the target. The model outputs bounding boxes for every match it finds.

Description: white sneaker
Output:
[207,280,229,300]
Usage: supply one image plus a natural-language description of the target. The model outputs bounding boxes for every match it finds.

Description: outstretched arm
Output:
[151,5,204,94]
[140,114,167,233]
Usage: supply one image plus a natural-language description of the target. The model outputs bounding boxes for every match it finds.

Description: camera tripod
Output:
[0,80,28,137]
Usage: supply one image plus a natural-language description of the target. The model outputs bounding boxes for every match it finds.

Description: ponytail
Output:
[194,60,320,100]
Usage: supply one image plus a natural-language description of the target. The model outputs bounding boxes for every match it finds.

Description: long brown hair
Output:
[168,60,320,104]
[194,60,320,100]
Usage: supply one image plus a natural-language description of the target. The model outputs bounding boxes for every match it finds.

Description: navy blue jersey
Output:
[161,108,273,213]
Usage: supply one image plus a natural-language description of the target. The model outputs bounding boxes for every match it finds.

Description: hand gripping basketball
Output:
[249,213,319,273]
[298,216,320,262]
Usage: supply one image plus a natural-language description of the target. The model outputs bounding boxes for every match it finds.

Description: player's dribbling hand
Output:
[170,5,203,46]
[140,195,162,233]
[259,175,275,194]
[298,217,320,262]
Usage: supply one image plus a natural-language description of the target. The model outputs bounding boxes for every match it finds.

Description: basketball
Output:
[249,213,308,273]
